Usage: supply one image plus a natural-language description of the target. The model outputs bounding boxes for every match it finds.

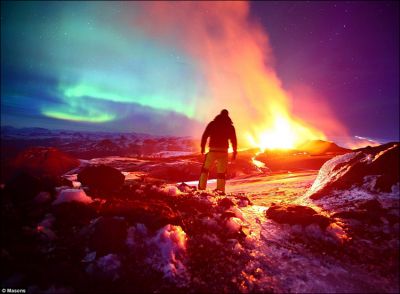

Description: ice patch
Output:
[52,189,93,205]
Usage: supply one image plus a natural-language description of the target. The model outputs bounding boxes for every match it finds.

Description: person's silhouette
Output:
[198,109,237,193]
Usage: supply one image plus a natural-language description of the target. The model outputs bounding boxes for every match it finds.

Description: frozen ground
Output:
[182,170,398,293]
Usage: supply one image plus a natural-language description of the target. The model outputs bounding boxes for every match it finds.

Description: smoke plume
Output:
[135,2,346,148]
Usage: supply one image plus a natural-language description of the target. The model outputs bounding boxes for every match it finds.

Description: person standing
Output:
[198,109,237,193]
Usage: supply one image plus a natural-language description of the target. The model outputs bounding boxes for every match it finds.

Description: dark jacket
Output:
[201,114,237,152]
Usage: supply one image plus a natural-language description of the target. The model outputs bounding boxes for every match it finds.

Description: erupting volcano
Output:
[1,1,398,293]
[135,2,338,151]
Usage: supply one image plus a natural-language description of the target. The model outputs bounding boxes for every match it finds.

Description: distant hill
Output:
[298,140,350,155]
[11,146,80,177]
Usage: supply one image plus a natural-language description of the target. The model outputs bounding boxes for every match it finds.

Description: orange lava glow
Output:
[246,114,326,151]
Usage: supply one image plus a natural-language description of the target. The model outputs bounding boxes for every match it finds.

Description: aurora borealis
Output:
[2,1,204,134]
[1,1,399,145]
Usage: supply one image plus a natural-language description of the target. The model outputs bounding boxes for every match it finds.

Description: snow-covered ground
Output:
[1,142,398,293]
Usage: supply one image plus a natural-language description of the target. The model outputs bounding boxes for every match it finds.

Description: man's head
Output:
[213,109,232,124]
[220,109,229,117]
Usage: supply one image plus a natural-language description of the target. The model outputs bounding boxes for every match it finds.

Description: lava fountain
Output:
[246,114,326,152]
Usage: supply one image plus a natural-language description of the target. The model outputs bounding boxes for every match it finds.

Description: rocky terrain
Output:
[0,128,398,293]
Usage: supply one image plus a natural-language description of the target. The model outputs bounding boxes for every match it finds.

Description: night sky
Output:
[1,1,398,145]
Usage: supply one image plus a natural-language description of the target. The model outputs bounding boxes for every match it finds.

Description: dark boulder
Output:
[265,203,330,229]
[78,165,125,194]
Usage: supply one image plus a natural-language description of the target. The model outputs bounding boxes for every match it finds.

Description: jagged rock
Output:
[78,165,125,194]
[265,203,330,229]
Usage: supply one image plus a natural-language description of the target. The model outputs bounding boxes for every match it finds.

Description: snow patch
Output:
[310,180,399,214]
[86,254,121,281]
[306,152,360,197]
[52,189,93,205]
[146,224,189,283]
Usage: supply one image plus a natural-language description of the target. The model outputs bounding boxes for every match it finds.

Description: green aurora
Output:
[1,1,204,130]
